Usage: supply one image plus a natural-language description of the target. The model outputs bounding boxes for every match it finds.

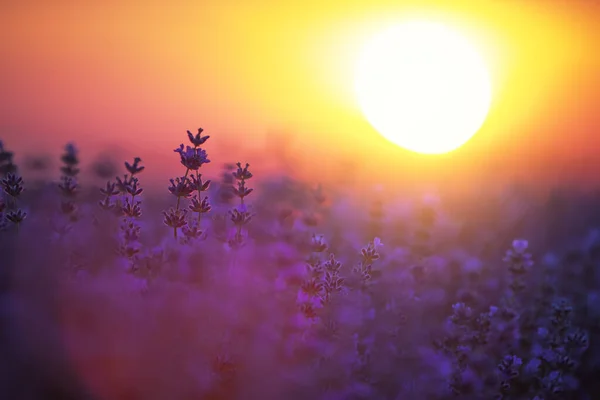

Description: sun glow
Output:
[354,20,493,154]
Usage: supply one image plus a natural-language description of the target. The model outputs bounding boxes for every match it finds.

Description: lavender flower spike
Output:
[187,128,210,147]
[174,144,210,171]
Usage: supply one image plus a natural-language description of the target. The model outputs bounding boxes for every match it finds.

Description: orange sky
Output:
[1,0,599,192]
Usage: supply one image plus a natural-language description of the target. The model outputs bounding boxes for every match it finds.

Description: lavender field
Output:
[1,130,600,400]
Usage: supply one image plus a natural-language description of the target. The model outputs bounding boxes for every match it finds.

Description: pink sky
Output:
[2,0,600,192]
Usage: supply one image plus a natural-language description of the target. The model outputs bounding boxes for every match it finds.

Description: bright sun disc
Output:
[354,21,492,154]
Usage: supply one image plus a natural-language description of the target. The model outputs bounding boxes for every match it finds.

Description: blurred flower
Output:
[310,234,328,253]
[6,208,26,224]
[450,302,473,326]
[1,173,24,197]
[58,175,78,198]
[163,207,187,229]
[503,239,534,274]
[100,181,120,197]
[229,206,252,226]
[125,157,145,175]
[60,143,79,177]
[498,354,522,379]
[182,221,205,240]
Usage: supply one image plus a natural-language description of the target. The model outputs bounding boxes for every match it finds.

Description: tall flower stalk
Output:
[57,143,80,227]
[229,162,253,249]
[164,128,211,239]
[116,158,145,264]
[0,141,24,232]
[1,172,26,232]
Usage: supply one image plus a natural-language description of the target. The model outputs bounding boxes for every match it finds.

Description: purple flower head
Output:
[125,176,143,197]
[188,195,211,214]
[512,239,529,254]
[229,207,252,226]
[310,234,328,253]
[120,219,141,242]
[503,239,534,274]
[61,143,79,166]
[100,181,120,197]
[182,221,205,240]
[450,302,473,326]
[60,143,80,177]
[360,239,381,266]
[163,208,187,229]
[300,278,324,299]
[6,208,27,224]
[189,175,211,192]
[324,253,342,273]
[174,144,210,171]
[125,157,145,175]
[168,176,195,198]
[122,198,142,218]
[187,128,210,147]
[323,270,344,295]
[232,180,253,199]
[498,354,523,379]
[232,162,252,181]
[1,173,24,197]
[227,230,247,250]
[115,175,134,194]
[58,176,78,198]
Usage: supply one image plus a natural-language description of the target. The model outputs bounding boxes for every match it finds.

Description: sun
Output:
[354,21,492,154]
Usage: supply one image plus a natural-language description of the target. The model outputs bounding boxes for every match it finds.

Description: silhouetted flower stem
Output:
[174,168,190,238]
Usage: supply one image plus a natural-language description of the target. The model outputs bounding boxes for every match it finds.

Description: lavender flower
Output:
[6,208,26,224]
[125,157,145,175]
[310,234,328,253]
[232,162,252,181]
[168,176,196,198]
[189,174,211,192]
[503,239,534,274]
[60,142,79,177]
[163,207,187,229]
[174,144,210,171]
[166,128,213,237]
[187,127,210,146]
[1,173,24,198]
[1,172,26,230]
[188,195,211,214]
[57,143,81,223]
[229,204,252,227]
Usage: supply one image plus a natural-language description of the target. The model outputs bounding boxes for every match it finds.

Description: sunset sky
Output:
[2,0,599,191]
